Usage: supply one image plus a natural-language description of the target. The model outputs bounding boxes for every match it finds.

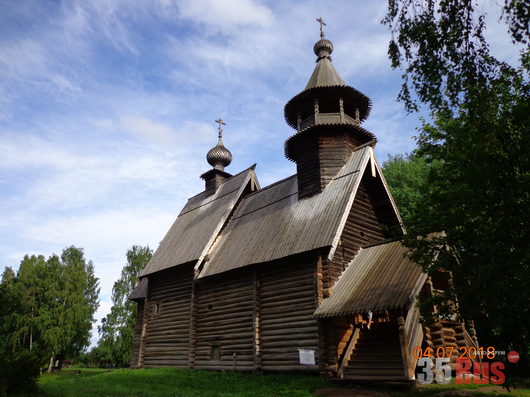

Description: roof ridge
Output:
[187,164,257,202]
[242,173,297,199]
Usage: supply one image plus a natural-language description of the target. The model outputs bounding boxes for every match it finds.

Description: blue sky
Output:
[0,0,519,347]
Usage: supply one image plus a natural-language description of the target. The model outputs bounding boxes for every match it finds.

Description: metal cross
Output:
[215,118,226,139]
[316,17,326,38]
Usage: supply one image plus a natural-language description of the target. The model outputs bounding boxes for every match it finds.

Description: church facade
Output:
[129,26,478,382]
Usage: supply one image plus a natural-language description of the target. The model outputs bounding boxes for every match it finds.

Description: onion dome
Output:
[314,38,333,60]
[206,118,232,171]
[207,142,232,170]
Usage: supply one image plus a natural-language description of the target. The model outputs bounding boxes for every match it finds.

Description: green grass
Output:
[37,367,331,397]
[35,367,530,397]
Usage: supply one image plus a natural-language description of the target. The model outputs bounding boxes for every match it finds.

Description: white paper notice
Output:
[298,349,315,365]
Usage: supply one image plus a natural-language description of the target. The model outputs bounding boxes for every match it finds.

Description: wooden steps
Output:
[342,322,408,382]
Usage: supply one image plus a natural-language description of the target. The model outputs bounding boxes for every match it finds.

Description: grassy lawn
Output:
[37,367,331,397]
[34,367,530,397]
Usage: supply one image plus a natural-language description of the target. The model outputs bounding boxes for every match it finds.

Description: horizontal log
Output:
[196,307,253,319]
[260,314,315,327]
[261,306,315,317]
[196,325,253,336]
[198,290,254,304]
[198,279,253,294]
[260,339,318,348]
[262,326,318,337]
[197,285,253,300]
[261,319,316,331]
[196,300,253,313]
[260,292,315,305]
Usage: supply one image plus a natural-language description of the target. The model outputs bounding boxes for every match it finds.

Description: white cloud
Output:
[24,209,174,254]
[177,0,274,31]
[121,116,177,146]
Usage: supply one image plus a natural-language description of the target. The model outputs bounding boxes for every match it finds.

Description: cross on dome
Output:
[316,17,326,38]
[215,118,226,139]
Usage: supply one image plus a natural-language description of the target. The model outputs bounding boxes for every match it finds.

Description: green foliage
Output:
[382,153,433,227]
[97,245,152,367]
[0,351,41,396]
[0,247,100,369]
[383,0,529,114]
[384,0,530,372]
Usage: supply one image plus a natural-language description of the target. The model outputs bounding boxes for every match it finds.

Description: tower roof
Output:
[304,57,345,89]
[284,20,371,130]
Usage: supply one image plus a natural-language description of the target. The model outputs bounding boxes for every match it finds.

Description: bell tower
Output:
[284,19,376,199]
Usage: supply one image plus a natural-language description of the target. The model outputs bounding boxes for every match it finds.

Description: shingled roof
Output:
[305,57,345,89]
[314,240,427,318]
[198,145,374,278]
[129,277,148,301]
[140,166,257,277]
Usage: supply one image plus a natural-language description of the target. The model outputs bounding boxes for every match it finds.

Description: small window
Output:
[154,303,160,315]
[210,345,221,360]
[208,304,213,311]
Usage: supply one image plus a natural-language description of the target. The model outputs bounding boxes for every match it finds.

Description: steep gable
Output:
[331,159,403,264]
[198,145,374,278]
[140,166,258,277]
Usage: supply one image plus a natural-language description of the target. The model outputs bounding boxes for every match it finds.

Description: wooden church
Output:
[129,23,478,382]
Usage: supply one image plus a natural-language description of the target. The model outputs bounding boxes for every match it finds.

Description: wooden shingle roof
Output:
[198,146,373,278]
[314,240,427,318]
[129,277,148,301]
[140,166,256,277]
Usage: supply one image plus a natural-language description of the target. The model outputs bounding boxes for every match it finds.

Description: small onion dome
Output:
[314,38,333,60]
[207,140,232,170]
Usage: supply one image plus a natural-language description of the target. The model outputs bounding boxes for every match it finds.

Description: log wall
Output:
[294,131,362,199]
[142,263,194,367]
[130,300,145,368]
[295,136,321,199]
[194,269,255,371]
[317,132,360,191]
[132,254,323,371]
[260,255,320,372]
[341,169,389,258]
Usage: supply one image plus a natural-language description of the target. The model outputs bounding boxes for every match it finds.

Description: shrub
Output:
[0,351,41,396]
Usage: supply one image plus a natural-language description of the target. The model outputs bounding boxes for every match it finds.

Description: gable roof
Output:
[314,240,427,318]
[140,166,256,277]
[198,145,374,278]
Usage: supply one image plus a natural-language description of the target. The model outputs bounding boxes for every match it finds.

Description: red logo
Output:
[507,351,520,363]
[456,358,505,384]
